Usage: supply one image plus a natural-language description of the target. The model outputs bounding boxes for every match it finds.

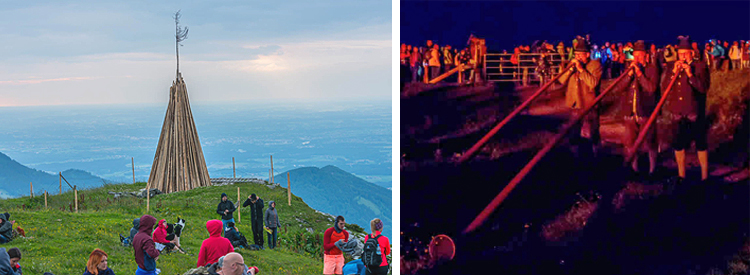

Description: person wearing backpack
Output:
[362,218,390,275]
[323,216,349,275]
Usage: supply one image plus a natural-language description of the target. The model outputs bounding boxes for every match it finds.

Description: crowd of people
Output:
[400,34,487,85]
[401,34,750,86]
[0,191,390,275]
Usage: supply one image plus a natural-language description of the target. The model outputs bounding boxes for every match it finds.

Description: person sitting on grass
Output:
[196,220,234,268]
[341,240,365,275]
[0,248,19,275]
[153,219,183,253]
[219,253,259,275]
[120,218,140,247]
[83,248,115,275]
[7,247,22,275]
[0,213,15,244]
[224,222,249,249]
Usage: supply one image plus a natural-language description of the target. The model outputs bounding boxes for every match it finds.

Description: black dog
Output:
[163,217,187,253]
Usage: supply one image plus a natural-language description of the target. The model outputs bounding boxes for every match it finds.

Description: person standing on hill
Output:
[242,193,264,249]
[133,215,160,275]
[557,40,603,162]
[612,40,660,176]
[217,193,238,233]
[264,201,280,249]
[323,216,350,275]
[661,36,710,183]
[363,218,390,275]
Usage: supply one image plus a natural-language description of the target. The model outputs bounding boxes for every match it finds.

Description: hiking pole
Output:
[458,63,576,163]
[463,66,634,234]
[624,67,682,164]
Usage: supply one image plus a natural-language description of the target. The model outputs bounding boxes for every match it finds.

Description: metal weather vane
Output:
[174,10,189,78]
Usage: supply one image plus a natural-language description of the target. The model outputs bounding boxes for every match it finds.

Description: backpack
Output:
[362,234,382,267]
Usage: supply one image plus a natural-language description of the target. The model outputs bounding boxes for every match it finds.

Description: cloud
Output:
[0,76,93,85]
[0,1,391,106]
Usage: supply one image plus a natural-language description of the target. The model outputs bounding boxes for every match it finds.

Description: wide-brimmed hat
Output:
[633,40,646,52]
[676,35,692,50]
[574,41,591,52]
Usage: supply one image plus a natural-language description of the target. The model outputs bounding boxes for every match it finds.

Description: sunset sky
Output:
[0,1,391,106]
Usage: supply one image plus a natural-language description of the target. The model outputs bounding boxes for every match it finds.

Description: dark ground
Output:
[400,81,750,274]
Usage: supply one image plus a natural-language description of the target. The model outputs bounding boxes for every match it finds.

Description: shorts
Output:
[323,254,345,274]
[671,115,707,151]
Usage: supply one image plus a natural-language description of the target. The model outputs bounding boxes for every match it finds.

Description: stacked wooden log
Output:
[148,73,211,193]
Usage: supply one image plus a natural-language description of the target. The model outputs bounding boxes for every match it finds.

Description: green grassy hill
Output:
[0,180,366,275]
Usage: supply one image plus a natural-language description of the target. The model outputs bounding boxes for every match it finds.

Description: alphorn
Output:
[463,66,634,234]
[458,63,576,163]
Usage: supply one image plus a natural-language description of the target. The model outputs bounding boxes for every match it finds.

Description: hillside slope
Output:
[275,165,392,238]
[0,151,109,198]
[0,180,366,275]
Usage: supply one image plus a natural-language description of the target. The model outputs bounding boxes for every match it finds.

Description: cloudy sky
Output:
[0,1,392,106]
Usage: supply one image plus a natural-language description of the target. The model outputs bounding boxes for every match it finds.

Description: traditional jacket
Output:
[612,62,659,118]
[558,59,603,109]
[661,60,709,118]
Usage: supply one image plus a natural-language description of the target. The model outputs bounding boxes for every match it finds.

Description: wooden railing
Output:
[484,52,567,84]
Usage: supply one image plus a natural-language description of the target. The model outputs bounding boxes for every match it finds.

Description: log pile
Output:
[148,73,211,193]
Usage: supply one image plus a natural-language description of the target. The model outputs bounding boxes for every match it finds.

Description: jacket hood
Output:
[157,219,166,229]
[0,248,12,275]
[220,193,227,200]
[268,200,275,209]
[206,220,223,237]
[133,218,140,229]
[139,215,157,234]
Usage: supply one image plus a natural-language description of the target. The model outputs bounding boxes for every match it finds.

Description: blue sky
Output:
[0,1,392,106]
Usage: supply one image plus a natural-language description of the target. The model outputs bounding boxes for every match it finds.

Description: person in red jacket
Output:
[323,216,349,275]
[152,219,180,253]
[133,215,160,275]
[196,220,234,268]
[363,218,390,275]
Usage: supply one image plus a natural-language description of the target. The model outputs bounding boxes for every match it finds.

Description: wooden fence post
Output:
[74,185,78,213]
[45,191,48,209]
[237,187,241,223]
[59,172,62,195]
[132,157,136,184]
[233,157,236,178]
[270,155,274,184]
[287,172,291,206]
[458,64,463,84]
[30,182,33,198]
[146,181,150,213]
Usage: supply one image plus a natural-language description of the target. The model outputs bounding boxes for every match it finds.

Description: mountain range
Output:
[0,152,109,198]
[274,165,392,239]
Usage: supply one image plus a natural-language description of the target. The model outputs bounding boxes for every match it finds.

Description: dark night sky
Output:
[401,0,750,51]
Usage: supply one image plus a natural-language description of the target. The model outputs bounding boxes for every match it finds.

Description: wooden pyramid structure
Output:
[147,72,211,193]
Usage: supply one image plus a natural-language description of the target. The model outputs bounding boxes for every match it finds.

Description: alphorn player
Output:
[661,36,710,183]
[613,40,659,176]
[557,39,603,161]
